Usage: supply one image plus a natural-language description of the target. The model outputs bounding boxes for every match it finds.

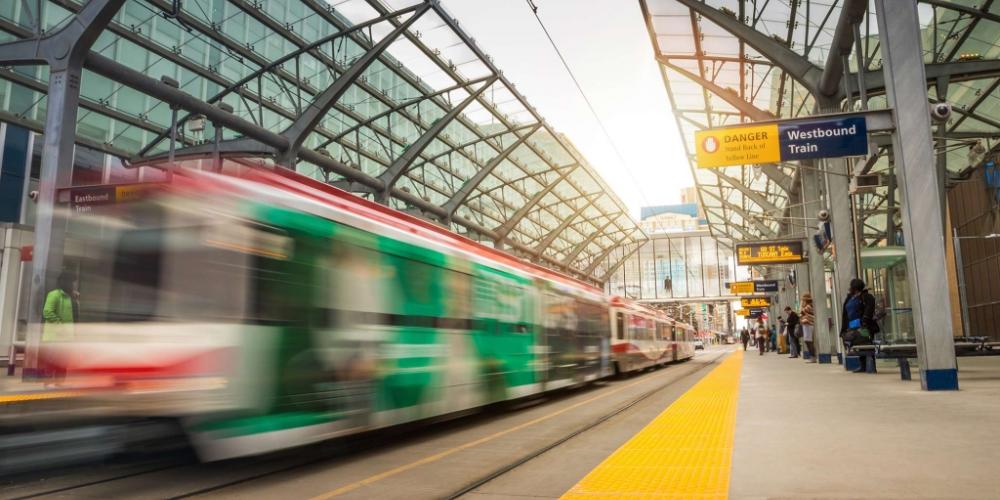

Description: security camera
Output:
[817,209,830,222]
[930,102,952,123]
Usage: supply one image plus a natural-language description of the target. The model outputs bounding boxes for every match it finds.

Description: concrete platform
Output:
[732,352,1000,499]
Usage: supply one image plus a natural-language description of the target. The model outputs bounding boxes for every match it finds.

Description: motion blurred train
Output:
[39,163,696,460]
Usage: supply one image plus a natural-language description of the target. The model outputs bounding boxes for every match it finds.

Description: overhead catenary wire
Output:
[524,1,677,240]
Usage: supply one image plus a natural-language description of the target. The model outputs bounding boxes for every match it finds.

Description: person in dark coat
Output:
[841,278,880,372]
[784,306,801,358]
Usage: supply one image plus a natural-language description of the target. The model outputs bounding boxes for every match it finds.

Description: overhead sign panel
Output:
[780,116,868,161]
[695,124,780,168]
[736,240,806,265]
[729,281,755,295]
[695,113,869,168]
[728,280,780,294]
[740,296,771,308]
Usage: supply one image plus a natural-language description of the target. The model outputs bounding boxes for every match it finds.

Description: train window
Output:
[616,312,624,340]
[107,227,163,322]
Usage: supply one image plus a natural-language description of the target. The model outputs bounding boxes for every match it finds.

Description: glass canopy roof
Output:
[0,0,645,283]
[640,0,1000,246]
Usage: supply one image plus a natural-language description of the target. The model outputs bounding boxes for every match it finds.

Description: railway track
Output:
[2,350,729,499]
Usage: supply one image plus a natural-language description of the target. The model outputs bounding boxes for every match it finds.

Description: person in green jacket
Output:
[42,272,77,342]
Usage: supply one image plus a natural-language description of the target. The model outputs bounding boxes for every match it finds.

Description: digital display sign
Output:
[740,297,771,308]
[736,240,806,265]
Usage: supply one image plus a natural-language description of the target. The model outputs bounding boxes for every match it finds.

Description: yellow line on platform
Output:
[0,390,84,404]
[561,350,743,499]
[310,374,665,499]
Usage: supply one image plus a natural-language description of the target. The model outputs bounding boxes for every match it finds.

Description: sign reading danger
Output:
[694,114,869,168]
[695,124,780,169]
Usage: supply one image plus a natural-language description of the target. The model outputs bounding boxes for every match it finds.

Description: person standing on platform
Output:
[42,272,78,384]
[777,317,787,354]
[740,328,751,351]
[841,278,879,372]
[784,306,801,358]
[800,294,816,363]
[768,324,777,353]
[755,319,767,356]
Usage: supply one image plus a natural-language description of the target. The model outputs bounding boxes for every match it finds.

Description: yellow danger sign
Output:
[695,124,781,168]
[729,281,754,295]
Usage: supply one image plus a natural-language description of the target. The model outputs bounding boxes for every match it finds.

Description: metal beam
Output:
[876,0,958,389]
[659,57,774,121]
[441,123,542,222]
[712,169,780,213]
[585,228,639,276]
[700,188,776,238]
[600,242,643,284]
[532,194,598,256]
[494,164,579,244]
[859,59,1000,96]
[920,0,1000,24]
[16,0,128,377]
[136,1,425,157]
[84,54,290,152]
[377,76,498,201]
[674,0,823,94]
[276,3,430,164]
[819,0,869,97]
[320,75,495,150]
[564,216,618,267]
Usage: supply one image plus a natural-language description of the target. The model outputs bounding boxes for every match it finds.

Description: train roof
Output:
[164,163,603,296]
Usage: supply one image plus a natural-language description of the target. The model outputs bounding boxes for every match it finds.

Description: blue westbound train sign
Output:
[695,113,869,168]
[779,115,868,161]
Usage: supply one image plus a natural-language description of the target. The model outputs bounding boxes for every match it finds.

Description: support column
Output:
[23,63,84,377]
[800,162,835,363]
[826,156,859,339]
[875,0,957,390]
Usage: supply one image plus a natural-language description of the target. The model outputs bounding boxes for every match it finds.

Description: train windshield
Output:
[73,192,291,324]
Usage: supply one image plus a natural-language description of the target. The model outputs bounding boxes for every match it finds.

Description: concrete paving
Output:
[732,352,1000,499]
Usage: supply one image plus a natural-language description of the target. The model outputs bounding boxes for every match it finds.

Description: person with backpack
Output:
[784,306,801,358]
[841,278,880,372]
[800,293,817,363]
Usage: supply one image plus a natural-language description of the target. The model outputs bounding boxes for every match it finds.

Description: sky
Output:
[437,0,693,215]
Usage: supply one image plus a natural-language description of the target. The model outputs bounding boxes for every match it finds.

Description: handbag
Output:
[794,324,803,338]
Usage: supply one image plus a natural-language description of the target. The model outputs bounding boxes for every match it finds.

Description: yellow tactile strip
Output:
[561,350,743,499]
[0,390,84,404]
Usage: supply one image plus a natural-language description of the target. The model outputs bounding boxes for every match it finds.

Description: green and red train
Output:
[41,164,696,460]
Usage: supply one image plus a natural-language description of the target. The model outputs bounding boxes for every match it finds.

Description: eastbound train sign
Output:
[736,240,806,265]
[695,114,868,168]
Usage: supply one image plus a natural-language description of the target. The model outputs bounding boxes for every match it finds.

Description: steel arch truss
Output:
[0,0,644,283]
[640,0,1000,242]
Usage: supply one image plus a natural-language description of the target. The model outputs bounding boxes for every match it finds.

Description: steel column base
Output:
[921,368,959,391]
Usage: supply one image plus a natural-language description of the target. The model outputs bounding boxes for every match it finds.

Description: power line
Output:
[525,1,674,234]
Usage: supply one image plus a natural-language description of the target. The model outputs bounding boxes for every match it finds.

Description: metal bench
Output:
[855,341,994,381]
